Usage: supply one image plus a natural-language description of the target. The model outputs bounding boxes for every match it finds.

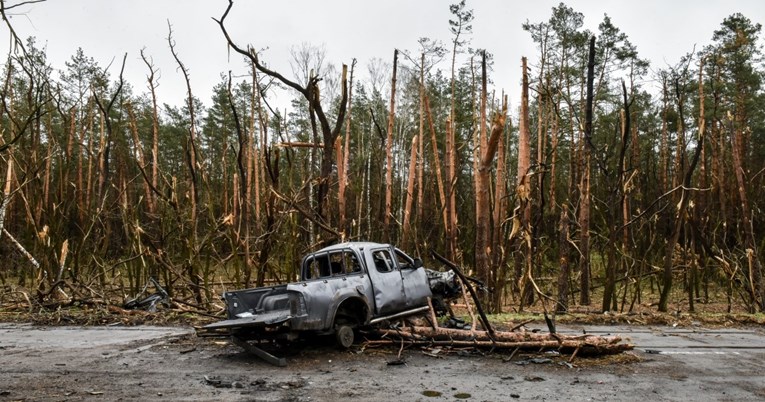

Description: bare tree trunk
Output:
[402,135,418,247]
[491,95,509,312]
[578,36,596,306]
[384,49,398,241]
[423,94,449,250]
[475,50,489,294]
[548,75,559,212]
[603,81,631,312]
[416,53,425,234]
[254,64,265,225]
[168,26,203,302]
[126,102,153,211]
[445,116,458,261]
[660,76,669,194]
[338,60,355,239]
[476,110,506,311]
[556,204,570,313]
[226,72,253,290]
[731,96,763,312]
[140,50,160,214]
[0,157,14,235]
[658,61,704,312]
[516,57,533,308]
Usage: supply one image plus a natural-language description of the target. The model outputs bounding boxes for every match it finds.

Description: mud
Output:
[1,323,764,401]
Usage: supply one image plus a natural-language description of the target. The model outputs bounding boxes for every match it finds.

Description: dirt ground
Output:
[2,322,764,401]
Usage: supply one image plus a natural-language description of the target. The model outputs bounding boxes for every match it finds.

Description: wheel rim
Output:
[336,325,354,348]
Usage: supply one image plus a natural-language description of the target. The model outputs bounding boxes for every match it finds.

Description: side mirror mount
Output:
[413,258,423,269]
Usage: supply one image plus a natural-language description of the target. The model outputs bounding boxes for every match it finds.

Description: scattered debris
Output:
[203,375,245,389]
[123,278,169,312]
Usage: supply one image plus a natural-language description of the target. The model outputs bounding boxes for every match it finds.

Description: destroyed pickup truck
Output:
[203,242,432,348]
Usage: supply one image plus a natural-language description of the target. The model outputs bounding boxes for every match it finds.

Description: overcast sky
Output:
[2,0,763,112]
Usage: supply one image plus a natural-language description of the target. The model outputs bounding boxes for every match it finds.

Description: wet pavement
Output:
[1,322,763,401]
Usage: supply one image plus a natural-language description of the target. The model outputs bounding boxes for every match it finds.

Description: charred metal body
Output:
[202,242,433,347]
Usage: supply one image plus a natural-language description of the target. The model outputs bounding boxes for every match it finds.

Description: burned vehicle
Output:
[203,242,433,349]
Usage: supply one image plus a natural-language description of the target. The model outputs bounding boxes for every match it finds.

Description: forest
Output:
[1,0,763,316]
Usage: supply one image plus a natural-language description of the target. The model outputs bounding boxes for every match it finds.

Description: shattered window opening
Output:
[372,249,396,273]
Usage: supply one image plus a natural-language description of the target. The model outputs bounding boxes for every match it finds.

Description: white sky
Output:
[2,0,764,112]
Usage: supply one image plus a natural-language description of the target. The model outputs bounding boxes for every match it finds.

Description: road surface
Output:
[1,323,763,401]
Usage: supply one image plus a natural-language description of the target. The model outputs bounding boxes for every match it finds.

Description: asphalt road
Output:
[1,322,763,401]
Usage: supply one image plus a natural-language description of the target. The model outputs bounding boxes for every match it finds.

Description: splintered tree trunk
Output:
[579,36,596,306]
[338,60,355,238]
[475,50,489,300]
[475,53,506,312]
[445,116,458,261]
[417,53,425,232]
[402,135,418,247]
[491,96,509,312]
[517,57,533,308]
[424,94,449,253]
[384,49,398,241]
[731,99,764,312]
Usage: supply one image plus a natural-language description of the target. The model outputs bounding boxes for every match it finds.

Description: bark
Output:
[374,326,632,355]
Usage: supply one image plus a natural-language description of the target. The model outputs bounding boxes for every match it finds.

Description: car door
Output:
[394,248,433,308]
[365,247,407,315]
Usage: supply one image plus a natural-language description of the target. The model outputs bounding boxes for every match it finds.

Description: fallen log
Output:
[373,326,632,356]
